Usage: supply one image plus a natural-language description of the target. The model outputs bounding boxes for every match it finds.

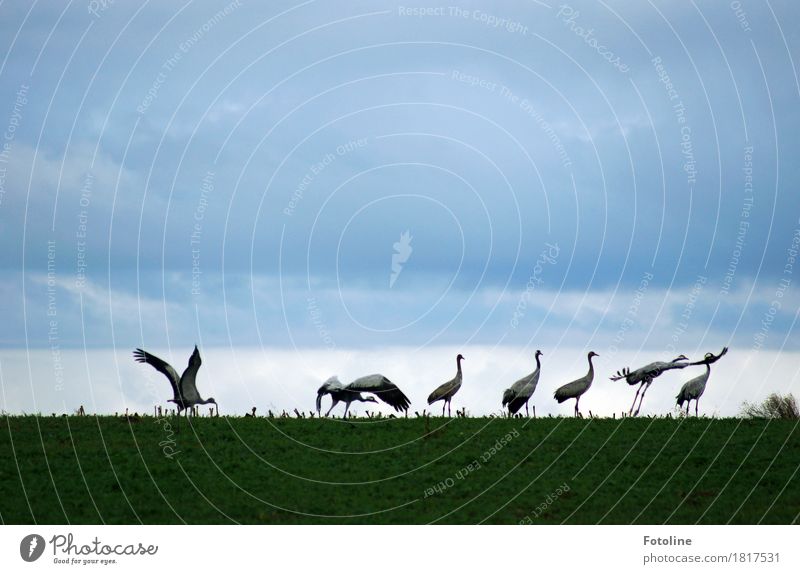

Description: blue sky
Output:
[0,0,798,365]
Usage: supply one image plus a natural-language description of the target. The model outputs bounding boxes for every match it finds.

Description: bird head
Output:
[457,354,465,361]
[535,350,543,358]
[366,396,379,404]
[207,398,217,405]
[673,354,689,362]
[588,351,599,358]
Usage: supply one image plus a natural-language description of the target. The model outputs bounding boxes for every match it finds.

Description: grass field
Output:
[1,415,798,524]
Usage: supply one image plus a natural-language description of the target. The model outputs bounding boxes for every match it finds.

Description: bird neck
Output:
[456,356,463,374]
[535,354,541,370]
[587,354,595,375]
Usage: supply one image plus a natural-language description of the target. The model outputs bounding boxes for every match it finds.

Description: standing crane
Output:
[553,351,598,417]
[676,347,728,416]
[427,354,464,417]
[316,374,411,418]
[610,354,690,416]
[133,346,217,416]
[502,350,542,417]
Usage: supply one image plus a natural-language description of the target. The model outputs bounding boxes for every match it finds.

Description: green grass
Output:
[1,415,798,524]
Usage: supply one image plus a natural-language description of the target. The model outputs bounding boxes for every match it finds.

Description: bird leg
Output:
[525,402,529,417]
[634,380,652,417]
[629,382,644,415]
[685,402,690,416]
[325,401,336,417]
[447,400,452,417]
[575,397,580,418]
[442,402,446,417]
[695,399,699,417]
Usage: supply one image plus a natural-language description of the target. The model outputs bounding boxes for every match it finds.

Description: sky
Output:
[0,0,798,416]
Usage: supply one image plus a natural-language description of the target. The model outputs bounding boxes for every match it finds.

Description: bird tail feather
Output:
[553,388,570,403]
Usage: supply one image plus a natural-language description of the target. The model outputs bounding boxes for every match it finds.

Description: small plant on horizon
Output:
[740,393,799,419]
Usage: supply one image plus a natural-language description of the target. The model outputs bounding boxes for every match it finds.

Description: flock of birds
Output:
[133,345,729,419]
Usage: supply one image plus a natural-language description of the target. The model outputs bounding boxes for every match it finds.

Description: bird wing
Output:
[133,348,181,402]
[676,369,710,404]
[523,369,541,397]
[510,372,532,393]
[346,374,411,412]
[179,347,203,403]
[181,345,203,399]
[554,378,583,403]
[661,360,692,373]
[428,379,454,404]
[612,359,686,383]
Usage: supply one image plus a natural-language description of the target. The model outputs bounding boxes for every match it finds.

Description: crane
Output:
[427,354,464,417]
[316,374,411,418]
[553,351,598,417]
[133,346,217,416]
[502,350,542,417]
[676,347,728,416]
[611,354,690,416]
